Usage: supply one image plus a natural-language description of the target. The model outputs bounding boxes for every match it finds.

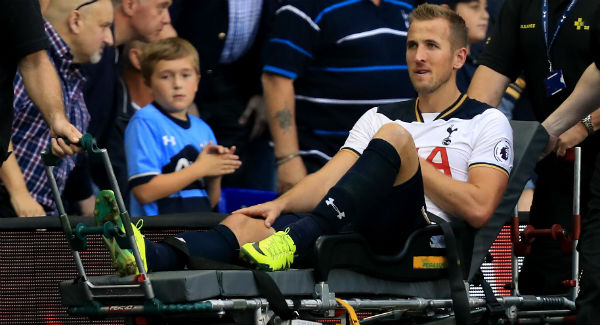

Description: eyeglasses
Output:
[75,0,99,10]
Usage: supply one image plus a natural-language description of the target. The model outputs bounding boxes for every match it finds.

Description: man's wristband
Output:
[582,114,595,135]
[276,152,300,166]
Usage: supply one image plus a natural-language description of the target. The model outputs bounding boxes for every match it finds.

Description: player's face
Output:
[406,18,462,95]
[131,0,172,42]
[150,57,200,119]
[455,0,489,45]
[75,0,114,63]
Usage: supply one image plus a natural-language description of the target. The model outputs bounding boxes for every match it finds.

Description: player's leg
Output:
[241,123,422,270]
[97,195,278,274]
[355,166,428,255]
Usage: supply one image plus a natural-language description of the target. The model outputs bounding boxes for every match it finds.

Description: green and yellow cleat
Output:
[240,228,296,271]
[94,190,147,276]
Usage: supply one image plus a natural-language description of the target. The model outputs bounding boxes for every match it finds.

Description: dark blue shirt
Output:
[456,55,477,94]
[264,0,415,159]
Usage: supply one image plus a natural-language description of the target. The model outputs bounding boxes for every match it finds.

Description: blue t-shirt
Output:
[125,102,217,216]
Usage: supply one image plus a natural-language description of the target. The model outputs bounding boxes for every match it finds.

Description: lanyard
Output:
[542,0,578,71]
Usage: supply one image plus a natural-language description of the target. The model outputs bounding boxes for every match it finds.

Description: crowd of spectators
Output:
[1,0,599,323]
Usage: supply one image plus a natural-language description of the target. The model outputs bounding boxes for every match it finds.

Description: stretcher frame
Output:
[51,121,569,324]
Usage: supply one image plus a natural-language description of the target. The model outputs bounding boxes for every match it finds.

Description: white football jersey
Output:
[342,94,513,221]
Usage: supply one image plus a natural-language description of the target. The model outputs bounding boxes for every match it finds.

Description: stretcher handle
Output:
[41,133,100,166]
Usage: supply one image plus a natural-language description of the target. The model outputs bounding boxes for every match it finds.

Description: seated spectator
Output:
[97,5,512,275]
[0,0,113,217]
[125,37,241,217]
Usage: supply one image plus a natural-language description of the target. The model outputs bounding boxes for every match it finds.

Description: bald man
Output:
[0,0,114,218]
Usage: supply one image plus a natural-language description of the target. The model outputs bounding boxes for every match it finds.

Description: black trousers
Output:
[520,138,599,295]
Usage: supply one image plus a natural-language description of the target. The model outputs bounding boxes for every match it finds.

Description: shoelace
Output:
[135,219,144,230]
[262,230,294,268]
[263,233,290,255]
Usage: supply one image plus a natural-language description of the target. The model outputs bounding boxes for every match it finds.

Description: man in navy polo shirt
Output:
[263,0,416,193]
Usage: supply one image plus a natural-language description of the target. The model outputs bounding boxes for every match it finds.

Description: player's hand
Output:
[239,95,268,141]
[234,200,284,228]
[276,156,306,194]
[10,190,45,217]
[193,142,241,177]
[555,122,588,157]
[49,115,82,157]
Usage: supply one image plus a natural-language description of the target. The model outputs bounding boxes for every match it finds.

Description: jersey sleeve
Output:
[468,110,514,176]
[262,0,321,79]
[341,107,383,155]
[5,0,49,60]
[125,116,162,187]
[478,0,523,81]
[206,123,217,146]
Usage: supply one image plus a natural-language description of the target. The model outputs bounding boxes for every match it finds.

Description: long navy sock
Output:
[145,225,240,271]
[287,138,401,253]
[145,239,187,271]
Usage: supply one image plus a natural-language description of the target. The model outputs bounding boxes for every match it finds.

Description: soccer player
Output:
[97,4,512,275]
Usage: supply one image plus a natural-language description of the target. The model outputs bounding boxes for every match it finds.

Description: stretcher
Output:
[52,121,563,324]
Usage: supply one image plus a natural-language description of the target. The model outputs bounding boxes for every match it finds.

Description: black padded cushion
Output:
[60,269,451,306]
[312,222,475,282]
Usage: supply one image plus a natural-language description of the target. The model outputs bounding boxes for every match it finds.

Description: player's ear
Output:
[453,47,467,70]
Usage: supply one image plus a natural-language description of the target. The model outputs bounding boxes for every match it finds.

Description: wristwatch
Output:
[582,114,595,135]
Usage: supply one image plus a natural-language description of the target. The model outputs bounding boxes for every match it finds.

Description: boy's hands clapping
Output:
[192,141,242,177]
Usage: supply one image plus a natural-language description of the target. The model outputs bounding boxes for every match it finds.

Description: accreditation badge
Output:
[545,70,566,96]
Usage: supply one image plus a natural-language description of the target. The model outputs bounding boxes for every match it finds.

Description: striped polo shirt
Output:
[264,0,416,161]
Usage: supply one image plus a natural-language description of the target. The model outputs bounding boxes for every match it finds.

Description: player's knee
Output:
[220,213,248,237]
[373,123,415,153]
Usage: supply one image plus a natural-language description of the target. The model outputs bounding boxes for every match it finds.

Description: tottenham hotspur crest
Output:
[442,125,458,145]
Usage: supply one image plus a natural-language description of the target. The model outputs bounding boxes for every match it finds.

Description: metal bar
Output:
[525,229,553,237]
[516,316,571,324]
[497,296,575,310]
[517,310,573,317]
[573,147,581,217]
[512,205,520,296]
[100,150,154,299]
[208,297,488,311]
[45,165,89,280]
[571,147,581,302]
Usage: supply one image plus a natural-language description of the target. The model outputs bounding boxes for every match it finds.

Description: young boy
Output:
[125,37,241,217]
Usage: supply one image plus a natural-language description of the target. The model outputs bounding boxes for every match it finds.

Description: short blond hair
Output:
[140,37,200,82]
[409,4,468,49]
